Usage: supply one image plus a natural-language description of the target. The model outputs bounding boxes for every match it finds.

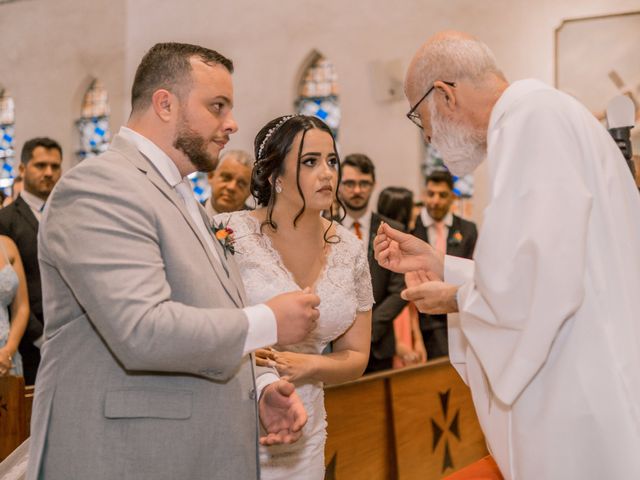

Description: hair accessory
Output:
[257,115,297,160]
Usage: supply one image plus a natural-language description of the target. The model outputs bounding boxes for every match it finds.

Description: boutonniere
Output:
[448,230,463,246]
[212,220,236,258]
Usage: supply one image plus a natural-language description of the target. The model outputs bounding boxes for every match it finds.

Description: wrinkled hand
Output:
[266,288,320,345]
[402,280,459,315]
[256,349,315,383]
[259,379,307,446]
[0,348,13,376]
[374,223,444,277]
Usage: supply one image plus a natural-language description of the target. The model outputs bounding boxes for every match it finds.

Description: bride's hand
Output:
[267,351,317,383]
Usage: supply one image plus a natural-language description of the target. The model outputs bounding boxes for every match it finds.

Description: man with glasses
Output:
[338,153,406,373]
[375,30,640,478]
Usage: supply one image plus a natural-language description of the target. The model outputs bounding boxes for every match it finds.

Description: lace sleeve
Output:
[354,245,374,312]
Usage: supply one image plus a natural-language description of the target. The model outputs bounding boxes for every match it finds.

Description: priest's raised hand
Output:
[374,222,444,278]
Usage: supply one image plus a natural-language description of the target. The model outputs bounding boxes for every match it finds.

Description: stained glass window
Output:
[0,88,16,190]
[423,144,474,219]
[187,171,210,204]
[77,79,110,160]
[295,53,340,138]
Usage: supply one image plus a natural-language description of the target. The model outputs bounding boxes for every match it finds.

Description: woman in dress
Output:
[0,234,30,377]
[216,115,373,479]
[376,187,426,368]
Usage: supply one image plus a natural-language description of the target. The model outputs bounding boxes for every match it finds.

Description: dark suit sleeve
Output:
[371,270,406,343]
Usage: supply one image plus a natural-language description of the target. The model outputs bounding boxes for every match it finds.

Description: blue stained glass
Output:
[3,134,11,142]
[95,127,105,136]
[316,109,328,119]
[296,54,340,138]
[193,186,203,195]
[3,163,12,172]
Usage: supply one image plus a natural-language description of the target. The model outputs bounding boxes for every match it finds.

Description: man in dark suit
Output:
[412,170,477,358]
[0,137,63,384]
[204,149,254,216]
[338,153,407,373]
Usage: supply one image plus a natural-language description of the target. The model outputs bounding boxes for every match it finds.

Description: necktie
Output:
[353,220,363,240]
[434,221,446,254]
[174,179,225,273]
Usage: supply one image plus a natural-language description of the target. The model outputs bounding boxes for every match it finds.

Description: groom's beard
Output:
[174,114,219,173]
[429,100,486,176]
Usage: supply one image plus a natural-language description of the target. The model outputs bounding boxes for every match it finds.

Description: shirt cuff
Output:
[242,304,278,357]
[255,372,280,401]
[444,255,474,286]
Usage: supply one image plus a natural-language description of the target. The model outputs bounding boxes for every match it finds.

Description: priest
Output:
[375,30,640,479]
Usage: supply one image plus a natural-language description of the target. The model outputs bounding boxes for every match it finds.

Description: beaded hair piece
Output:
[256,115,297,161]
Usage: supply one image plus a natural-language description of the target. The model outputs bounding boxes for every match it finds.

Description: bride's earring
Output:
[275,180,283,194]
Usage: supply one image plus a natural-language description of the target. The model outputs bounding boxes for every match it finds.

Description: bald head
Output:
[405,31,505,99]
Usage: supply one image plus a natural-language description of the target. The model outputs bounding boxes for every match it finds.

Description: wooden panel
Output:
[390,361,488,479]
[325,378,395,479]
[0,376,28,461]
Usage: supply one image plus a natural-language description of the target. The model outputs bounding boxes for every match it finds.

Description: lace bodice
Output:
[219,210,373,355]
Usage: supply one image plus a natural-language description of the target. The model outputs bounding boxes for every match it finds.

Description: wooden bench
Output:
[0,376,33,461]
[324,359,488,479]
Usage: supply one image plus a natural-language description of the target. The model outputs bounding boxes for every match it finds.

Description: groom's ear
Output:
[151,89,175,122]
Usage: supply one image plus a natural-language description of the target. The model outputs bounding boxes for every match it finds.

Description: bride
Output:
[216,114,372,479]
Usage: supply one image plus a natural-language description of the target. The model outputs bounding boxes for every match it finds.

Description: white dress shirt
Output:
[20,190,46,222]
[118,127,277,365]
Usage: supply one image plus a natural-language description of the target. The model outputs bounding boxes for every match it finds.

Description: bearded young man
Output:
[27,43,320,480]
[375,31,640,479]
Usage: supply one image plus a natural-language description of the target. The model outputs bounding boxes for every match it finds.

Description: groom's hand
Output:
[259,379,307,446]
[266,289,320,345]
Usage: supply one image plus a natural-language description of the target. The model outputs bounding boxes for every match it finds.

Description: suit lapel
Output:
[368,214,381,264]
[110,135,243,307]
[414,215,430,244]
[15,196,39,233]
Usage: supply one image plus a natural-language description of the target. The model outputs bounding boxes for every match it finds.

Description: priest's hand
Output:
[374,223,444,277]
[259,379,307,446]
[402,274,459,314]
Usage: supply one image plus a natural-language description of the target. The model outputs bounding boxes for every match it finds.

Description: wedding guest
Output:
[338,153,407,373]
[218,114,372,479]
[0,235,29,378]
[412,169,477,358]
[377,187,426,368]
[0,137,62,385]
[204,149,253,216]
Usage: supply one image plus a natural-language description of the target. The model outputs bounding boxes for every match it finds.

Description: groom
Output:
[27,43,320,479]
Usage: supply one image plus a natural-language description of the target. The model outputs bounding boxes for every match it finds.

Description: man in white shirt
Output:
[375,31,640,479]
[204,149,253,217]
[0,137,62,385]
[28,42,318,480]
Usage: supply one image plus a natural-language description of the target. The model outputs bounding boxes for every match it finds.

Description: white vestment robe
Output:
[445,79,640,479]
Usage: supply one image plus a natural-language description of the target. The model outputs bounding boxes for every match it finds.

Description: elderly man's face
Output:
[208,157,251,212]
[406,78,486,176]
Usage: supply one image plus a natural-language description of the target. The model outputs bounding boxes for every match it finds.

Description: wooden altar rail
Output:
[324,359,488,480]
[0,376,33,461]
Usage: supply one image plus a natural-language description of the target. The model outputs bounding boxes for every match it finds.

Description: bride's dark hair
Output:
[251,115,344,242]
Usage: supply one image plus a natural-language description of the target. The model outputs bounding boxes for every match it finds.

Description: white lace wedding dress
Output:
[217,210,373,480]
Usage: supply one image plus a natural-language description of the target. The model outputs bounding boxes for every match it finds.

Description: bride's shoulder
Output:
[213,210,258,236]
[330,221,362,252]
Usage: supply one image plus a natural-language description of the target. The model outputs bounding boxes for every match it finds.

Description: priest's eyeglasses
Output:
[406,81,456,129]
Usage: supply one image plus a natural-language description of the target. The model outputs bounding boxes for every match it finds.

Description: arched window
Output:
[0,87,16,191]
[295,52,340,138]
[77,79,110,160]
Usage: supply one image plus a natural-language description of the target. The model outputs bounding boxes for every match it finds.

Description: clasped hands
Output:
[374,222,459,315]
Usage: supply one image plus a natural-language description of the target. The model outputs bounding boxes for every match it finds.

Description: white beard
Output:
[429,101,486,176]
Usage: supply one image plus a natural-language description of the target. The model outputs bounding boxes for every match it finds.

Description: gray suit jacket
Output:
[27,134,267,479]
